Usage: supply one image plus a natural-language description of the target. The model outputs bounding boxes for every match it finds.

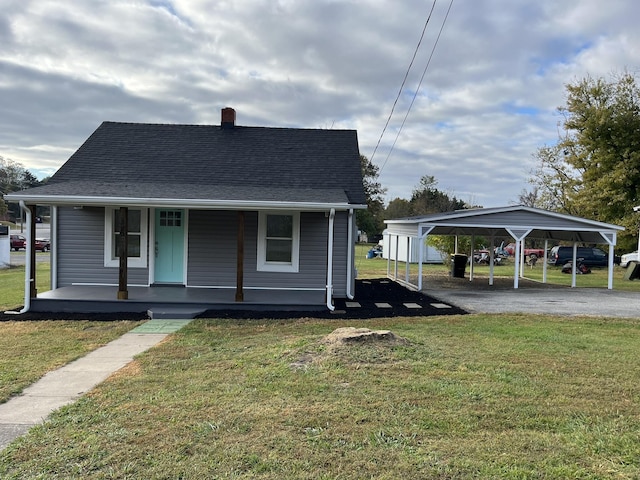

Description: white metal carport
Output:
[384,205,624,290]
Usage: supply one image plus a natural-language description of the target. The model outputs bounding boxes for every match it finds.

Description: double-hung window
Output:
[257,212,300,272]
[104,208,148,268]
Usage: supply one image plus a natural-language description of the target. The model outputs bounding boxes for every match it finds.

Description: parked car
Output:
[35,238,51,252]
[620,251,639,268]
[547,246,609,267]
[10,234,25,251]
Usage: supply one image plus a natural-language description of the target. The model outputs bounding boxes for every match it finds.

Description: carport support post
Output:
[417,236,424,290]
[418,225,434,291]
[385,234,391,277]
[506,229,532,289]
[513,240,521,289]
[469,234,475,281]
[117,207,128,300]
[405,236,410,284]
[394,234,399,280]
[488,237,495,286]
[571,242,578,287]
[542,239,549,284]
[607,244,615,289]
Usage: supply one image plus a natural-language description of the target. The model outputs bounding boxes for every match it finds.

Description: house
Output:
[6,108,367,316]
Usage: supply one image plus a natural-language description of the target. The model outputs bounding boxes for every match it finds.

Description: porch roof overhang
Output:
[6,194,365,212]
[5,181,367,212]
[384,205,624,244]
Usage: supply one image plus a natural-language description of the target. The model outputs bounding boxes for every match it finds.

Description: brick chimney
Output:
[221,107,236,129]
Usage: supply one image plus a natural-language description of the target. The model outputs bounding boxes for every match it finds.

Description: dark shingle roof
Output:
[26,121,366,206]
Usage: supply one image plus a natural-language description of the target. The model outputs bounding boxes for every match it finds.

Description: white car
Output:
[620,251,639,268]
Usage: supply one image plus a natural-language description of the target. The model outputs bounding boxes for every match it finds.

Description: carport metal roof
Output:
[384,205,624,290]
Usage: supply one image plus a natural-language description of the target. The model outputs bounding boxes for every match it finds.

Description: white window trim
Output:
[104,207,148,268]
[257,211,300,273]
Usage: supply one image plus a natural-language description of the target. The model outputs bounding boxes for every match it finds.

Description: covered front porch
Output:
[29,285,327,318]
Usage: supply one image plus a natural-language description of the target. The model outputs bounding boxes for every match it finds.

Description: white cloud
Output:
[1,0,640,208]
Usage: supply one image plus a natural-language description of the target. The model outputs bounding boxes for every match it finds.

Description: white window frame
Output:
[104,207,148,268]
[257,211,300,273]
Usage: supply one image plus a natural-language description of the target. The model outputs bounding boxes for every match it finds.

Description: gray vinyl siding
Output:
[187,210,238,286]
[331,211,349,297]
[56,206,149,287]
[187,210,352,293]
[56,206,352,296]
[244,212,327,289]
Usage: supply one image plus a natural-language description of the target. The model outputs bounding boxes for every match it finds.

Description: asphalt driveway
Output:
[423,278,640,318]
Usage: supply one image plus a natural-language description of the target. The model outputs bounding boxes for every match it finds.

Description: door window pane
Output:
[159,210,182,227]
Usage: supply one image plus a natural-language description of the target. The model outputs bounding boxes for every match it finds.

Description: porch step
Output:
[147,307,206,320]
[131,319,194,334]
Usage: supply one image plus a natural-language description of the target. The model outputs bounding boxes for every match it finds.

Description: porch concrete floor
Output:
[37,285,324,303]
[30,285,327,314]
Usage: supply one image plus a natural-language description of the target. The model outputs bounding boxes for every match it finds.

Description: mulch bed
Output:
[0,279,468,321]
[199,278,468,319]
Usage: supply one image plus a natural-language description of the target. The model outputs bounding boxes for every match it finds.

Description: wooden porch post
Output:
[117,207,129,300]
[235,211,244,302]
[28,204,37,298]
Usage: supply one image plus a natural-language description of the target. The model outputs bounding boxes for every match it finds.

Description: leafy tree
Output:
[356,155,386,239]
[516,187,541,208]
[393,175,473,259]
[409,175,466,215]
[530,72,640,251]
[384,197,412,220]
[0,155,47,221]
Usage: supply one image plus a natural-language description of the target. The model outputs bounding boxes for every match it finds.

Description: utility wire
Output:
[368,0,438,165]
[379,0,454,174]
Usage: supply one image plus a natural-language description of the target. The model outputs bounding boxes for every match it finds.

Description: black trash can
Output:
[624,261,640,281]
[451,254,468,278]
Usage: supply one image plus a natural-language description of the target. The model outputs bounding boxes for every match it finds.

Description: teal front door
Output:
[154,209,185,284]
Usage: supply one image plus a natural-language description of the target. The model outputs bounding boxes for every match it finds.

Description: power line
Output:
[379,0,454,174]
[368,0,438,165]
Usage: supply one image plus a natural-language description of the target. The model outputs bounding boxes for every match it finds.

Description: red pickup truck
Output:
[10,234,26,251]
[504,243,546,258]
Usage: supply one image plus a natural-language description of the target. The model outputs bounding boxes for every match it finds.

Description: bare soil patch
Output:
[290,326,410,370]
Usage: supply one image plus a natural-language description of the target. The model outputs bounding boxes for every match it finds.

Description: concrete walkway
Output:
[0,319,192,451]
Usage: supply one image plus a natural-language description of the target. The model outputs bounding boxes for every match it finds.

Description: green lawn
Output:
[0,255,51,311]
[1,315,639,479]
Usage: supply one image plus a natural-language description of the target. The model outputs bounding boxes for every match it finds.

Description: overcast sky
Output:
[2,0,639,207]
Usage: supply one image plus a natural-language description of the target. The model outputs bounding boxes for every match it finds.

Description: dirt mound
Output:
[290,327,409,370]
[321,327,408,348]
